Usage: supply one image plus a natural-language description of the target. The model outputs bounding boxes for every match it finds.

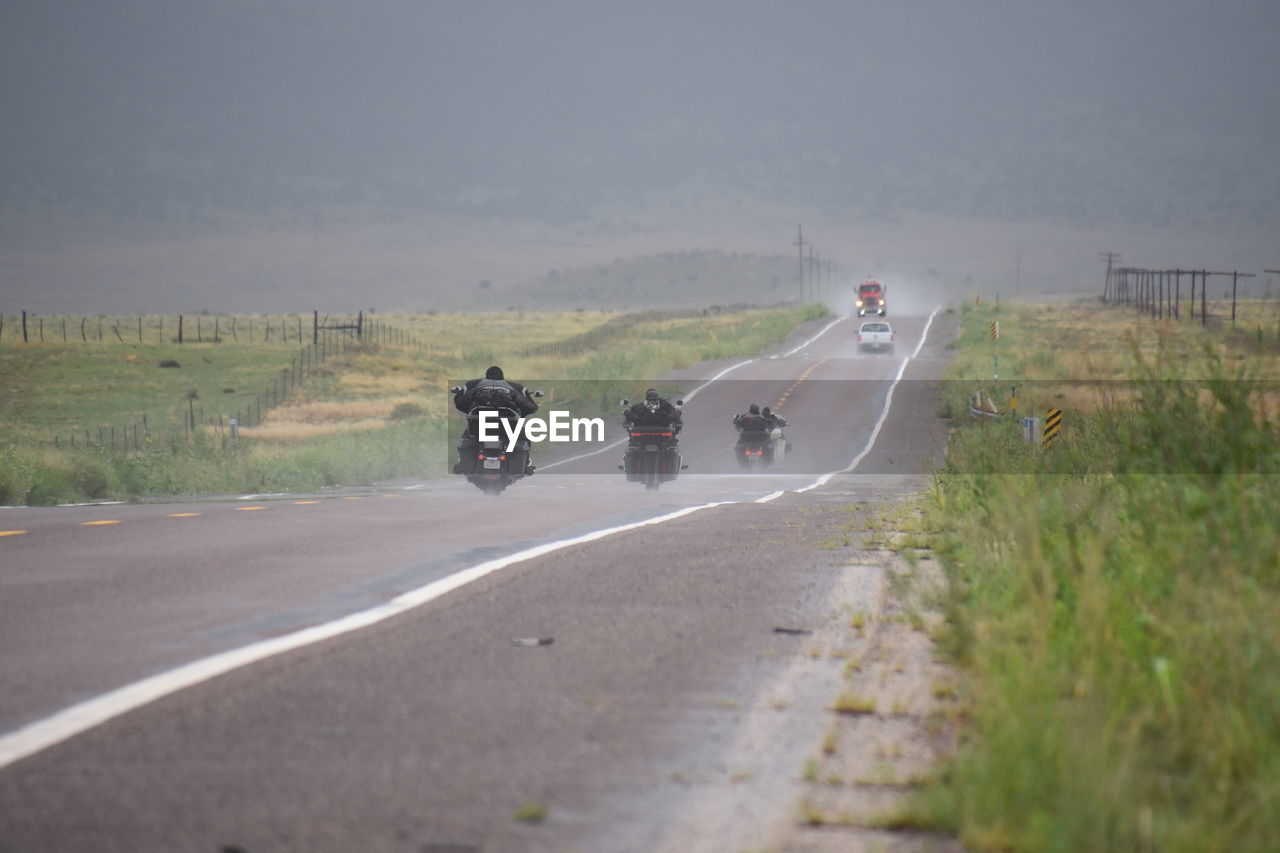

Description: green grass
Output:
[832,691,877,715]
[909,300,1280,851]
[513,801,548,824]
[0,342,303,437]
[0,304,826,503]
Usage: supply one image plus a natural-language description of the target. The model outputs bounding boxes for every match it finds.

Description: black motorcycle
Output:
[451,388,542,495]
[734,417,787,469]
[619,399,686,491]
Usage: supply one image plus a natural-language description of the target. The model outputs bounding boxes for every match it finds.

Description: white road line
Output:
[781,315,844,357]
[793,305,941,493]
[539,357,757,470]
[0,500,736,770]
[541,314,844,471]
[0,310,922,770]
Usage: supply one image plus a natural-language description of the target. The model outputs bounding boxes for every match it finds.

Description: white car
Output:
[856,321,895,354]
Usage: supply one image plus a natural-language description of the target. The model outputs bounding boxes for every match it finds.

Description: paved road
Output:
[0,310,955,852]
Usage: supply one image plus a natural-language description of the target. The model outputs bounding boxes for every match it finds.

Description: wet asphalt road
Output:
[0,311,955,852]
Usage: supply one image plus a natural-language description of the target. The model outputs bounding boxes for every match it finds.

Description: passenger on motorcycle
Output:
[453,366,539,474]
[623,389,682,444]
[761,406,787,430]
[732,403,770,435]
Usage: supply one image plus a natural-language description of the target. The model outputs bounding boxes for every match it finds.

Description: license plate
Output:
[645,445,658,451]
[483,458,501,469]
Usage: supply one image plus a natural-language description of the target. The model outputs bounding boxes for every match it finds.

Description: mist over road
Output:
[0,311,956,851]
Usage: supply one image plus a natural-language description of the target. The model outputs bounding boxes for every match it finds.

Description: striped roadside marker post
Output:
[990,320,999,379]
[1043,408,1063,448]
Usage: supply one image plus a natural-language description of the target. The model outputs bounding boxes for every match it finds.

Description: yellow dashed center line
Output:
[772,358,828,413]
[342,496,362,501]
[0,530,27,537]
[294,500,319,505]
[237,506,266,511]
[81,520,121,526]
[167,512,202,518]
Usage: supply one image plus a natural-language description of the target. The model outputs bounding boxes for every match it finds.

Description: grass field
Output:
[0,304,824,504]
[909,297,1280,851]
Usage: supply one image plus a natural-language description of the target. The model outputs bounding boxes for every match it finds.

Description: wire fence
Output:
[45,323,371,453]
[10,303,778,454]
[1101,265,1280,346]
[0,310,435,349]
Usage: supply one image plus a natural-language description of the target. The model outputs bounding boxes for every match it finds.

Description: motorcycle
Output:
[451,387,543,495]
[734,418,787,469]
[618,398,686,490]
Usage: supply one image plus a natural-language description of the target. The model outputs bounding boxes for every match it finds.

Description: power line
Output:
[794,224,809,303]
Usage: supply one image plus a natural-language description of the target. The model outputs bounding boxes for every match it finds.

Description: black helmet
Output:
[762,407,772,416]
[645,388,660,401]
[748,404,760,415]
[485,366,504,380]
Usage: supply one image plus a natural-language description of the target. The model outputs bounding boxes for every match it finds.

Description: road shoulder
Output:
[647,481,962,853]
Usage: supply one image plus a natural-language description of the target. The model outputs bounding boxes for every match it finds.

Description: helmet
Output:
[645,388,661,400]
[762,407,772,417]
[748,404,760,415]
[485,366,504,380]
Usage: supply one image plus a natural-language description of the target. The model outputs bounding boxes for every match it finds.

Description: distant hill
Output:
[500,250,806,311]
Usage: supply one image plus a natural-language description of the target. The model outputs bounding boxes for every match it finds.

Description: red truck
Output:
[856,280,887,317]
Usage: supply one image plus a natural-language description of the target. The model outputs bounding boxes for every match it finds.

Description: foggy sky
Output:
[2,0,1278,310]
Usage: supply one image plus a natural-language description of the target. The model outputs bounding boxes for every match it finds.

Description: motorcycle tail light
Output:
[477,453,485,459]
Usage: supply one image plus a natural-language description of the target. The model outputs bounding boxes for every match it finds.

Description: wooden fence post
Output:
[1201,271,1207,326]
[1232,271,1238,326]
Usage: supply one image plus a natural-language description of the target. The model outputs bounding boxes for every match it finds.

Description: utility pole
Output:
[794,225,809,303]
[807,244,816,304]
[1099,251,1121,302]
[814,250,822,303]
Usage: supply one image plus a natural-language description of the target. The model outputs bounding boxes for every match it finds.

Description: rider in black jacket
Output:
[761,406,787,430]
[623,389,682,442]
[732,403,770,434]
[453,365,539,416]
[453,366,539,474]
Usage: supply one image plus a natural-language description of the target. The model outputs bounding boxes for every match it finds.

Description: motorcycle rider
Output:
[732,403,770,434]
[453,365,539,475]
[623,388,682,443]
[761,406,789,455]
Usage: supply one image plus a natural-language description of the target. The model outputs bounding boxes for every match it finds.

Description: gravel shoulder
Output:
[647,480,963,853]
